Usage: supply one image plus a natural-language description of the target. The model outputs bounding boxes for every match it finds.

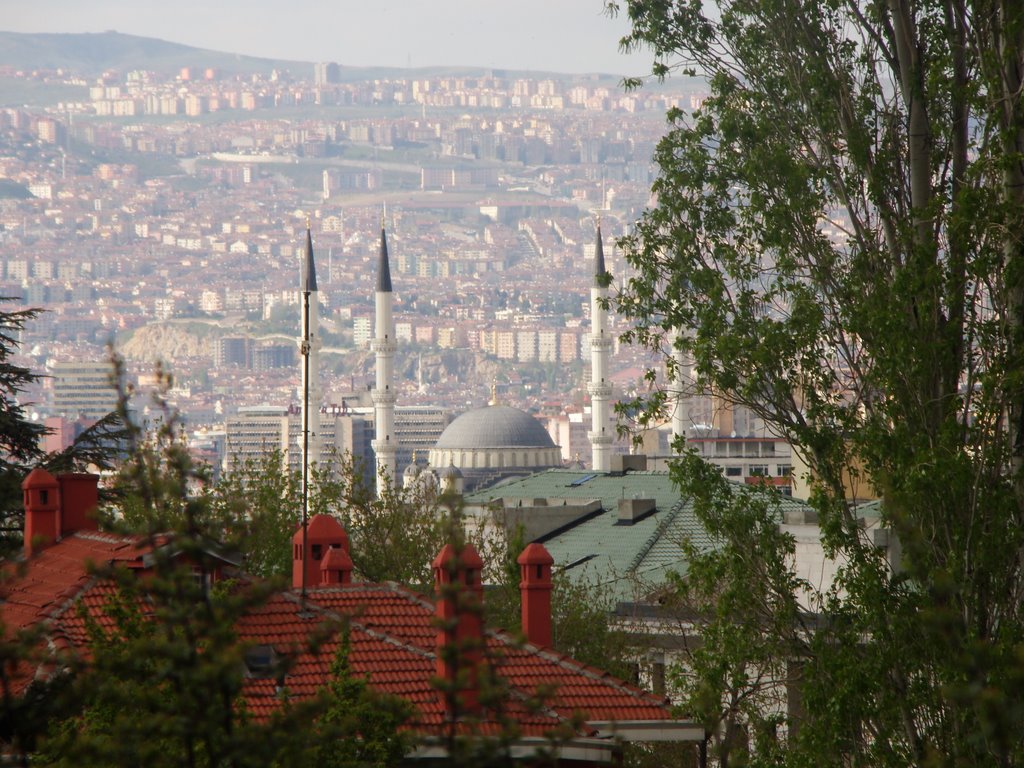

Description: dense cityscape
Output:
[1,51,715,475]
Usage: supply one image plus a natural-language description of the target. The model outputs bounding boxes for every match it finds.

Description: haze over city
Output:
[1,0,653,75]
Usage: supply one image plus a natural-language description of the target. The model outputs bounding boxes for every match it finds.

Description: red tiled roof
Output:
[1,531,143,634]
[236,583,676,737]
[1,534,684,744]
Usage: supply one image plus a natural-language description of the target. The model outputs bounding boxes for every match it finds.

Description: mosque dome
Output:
[435,405,556,450]
[428,405,561,491]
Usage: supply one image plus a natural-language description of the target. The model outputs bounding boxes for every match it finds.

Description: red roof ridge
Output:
[43,575,102,623]
[71,530,139,545]
[380,580,438,611]
[524,642,670,706]
[353,617,436,660]
[299,580,438,613]
[283,588,437,662]
[47,629,73,655]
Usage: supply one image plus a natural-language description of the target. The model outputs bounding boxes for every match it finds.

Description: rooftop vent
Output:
[617,497,656,525]
[244,644,279,678]
[610,455,648,475]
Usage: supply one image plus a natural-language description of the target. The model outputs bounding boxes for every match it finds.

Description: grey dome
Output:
[435,405,555,450]
[439,463,463,479]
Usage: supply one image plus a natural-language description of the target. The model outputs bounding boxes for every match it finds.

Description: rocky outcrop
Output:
[119,323,214,362]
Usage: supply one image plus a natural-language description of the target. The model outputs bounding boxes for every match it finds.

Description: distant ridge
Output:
[0,31,302,76]
[0,30,579,81]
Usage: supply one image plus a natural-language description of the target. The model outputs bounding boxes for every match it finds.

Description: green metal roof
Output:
[467,468,813,601]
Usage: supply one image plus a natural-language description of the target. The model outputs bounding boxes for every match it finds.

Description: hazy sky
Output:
[1,1,654,75]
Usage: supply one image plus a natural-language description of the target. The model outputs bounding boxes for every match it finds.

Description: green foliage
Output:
[342,467,451,587]
[0,301,47,549]
[611,0,1024,763]
[36,563,282,767]
[42,411,131,476]
[33,367,284,767]
[302,630,412,768]
[549,574,635,682]
[664,455,811,766]
[0,610,76,764]
[204,449,300,578]
[0,307,127,553]
[208,449,450,586]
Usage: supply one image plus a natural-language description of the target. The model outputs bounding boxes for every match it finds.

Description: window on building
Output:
[748,465,768,477]
[725,466,742,477]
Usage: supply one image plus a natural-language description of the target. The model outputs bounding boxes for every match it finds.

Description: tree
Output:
[0,303,47,549]
[342,466,451,587]
[203,449,305,578]
[301,629,412,768]
[0,318,129,553]
[609,0,1024,764]
[208,449,450,586]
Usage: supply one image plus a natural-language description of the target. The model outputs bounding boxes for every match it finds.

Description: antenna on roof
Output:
[300,217,313,605]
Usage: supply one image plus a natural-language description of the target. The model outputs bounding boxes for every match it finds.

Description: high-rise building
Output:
[51,361,118,421]
[223,404,445,494]
[215,336,251,368]
[314,62,341,86]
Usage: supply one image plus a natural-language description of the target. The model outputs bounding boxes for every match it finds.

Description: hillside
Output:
[0,31,516,81]
[0,31,301,77]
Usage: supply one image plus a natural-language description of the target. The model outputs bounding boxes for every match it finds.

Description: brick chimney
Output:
[517,542,554,647]
[432,542,485,713]
[292,514,348,590]
[320,545,353,585]
[56,473,100,536]
[22,468,59,557]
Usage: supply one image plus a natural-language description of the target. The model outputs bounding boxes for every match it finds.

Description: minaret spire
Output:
[588,219,613,472]
[299,218,323,450]
[371,215,398,495]
[303,216,318,292]
[298,218,322,602]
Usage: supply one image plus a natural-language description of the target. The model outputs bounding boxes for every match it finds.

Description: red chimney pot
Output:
[518,542,554,648]
[57,473,100,536]
[22,468,60,557]
[320,545,353,585]
[433,542,485,714]
[292,514,349,590]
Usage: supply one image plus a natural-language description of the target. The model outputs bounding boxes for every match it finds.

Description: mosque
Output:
[297,214,616,496]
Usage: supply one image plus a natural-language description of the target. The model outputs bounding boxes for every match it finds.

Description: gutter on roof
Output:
[412,737,617,763]
[588,719,706,743]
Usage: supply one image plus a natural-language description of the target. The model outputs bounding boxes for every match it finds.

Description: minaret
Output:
[371,218,398,494]
[300,221,322,463]
[670,329,690,453]
[588,220,613,472]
